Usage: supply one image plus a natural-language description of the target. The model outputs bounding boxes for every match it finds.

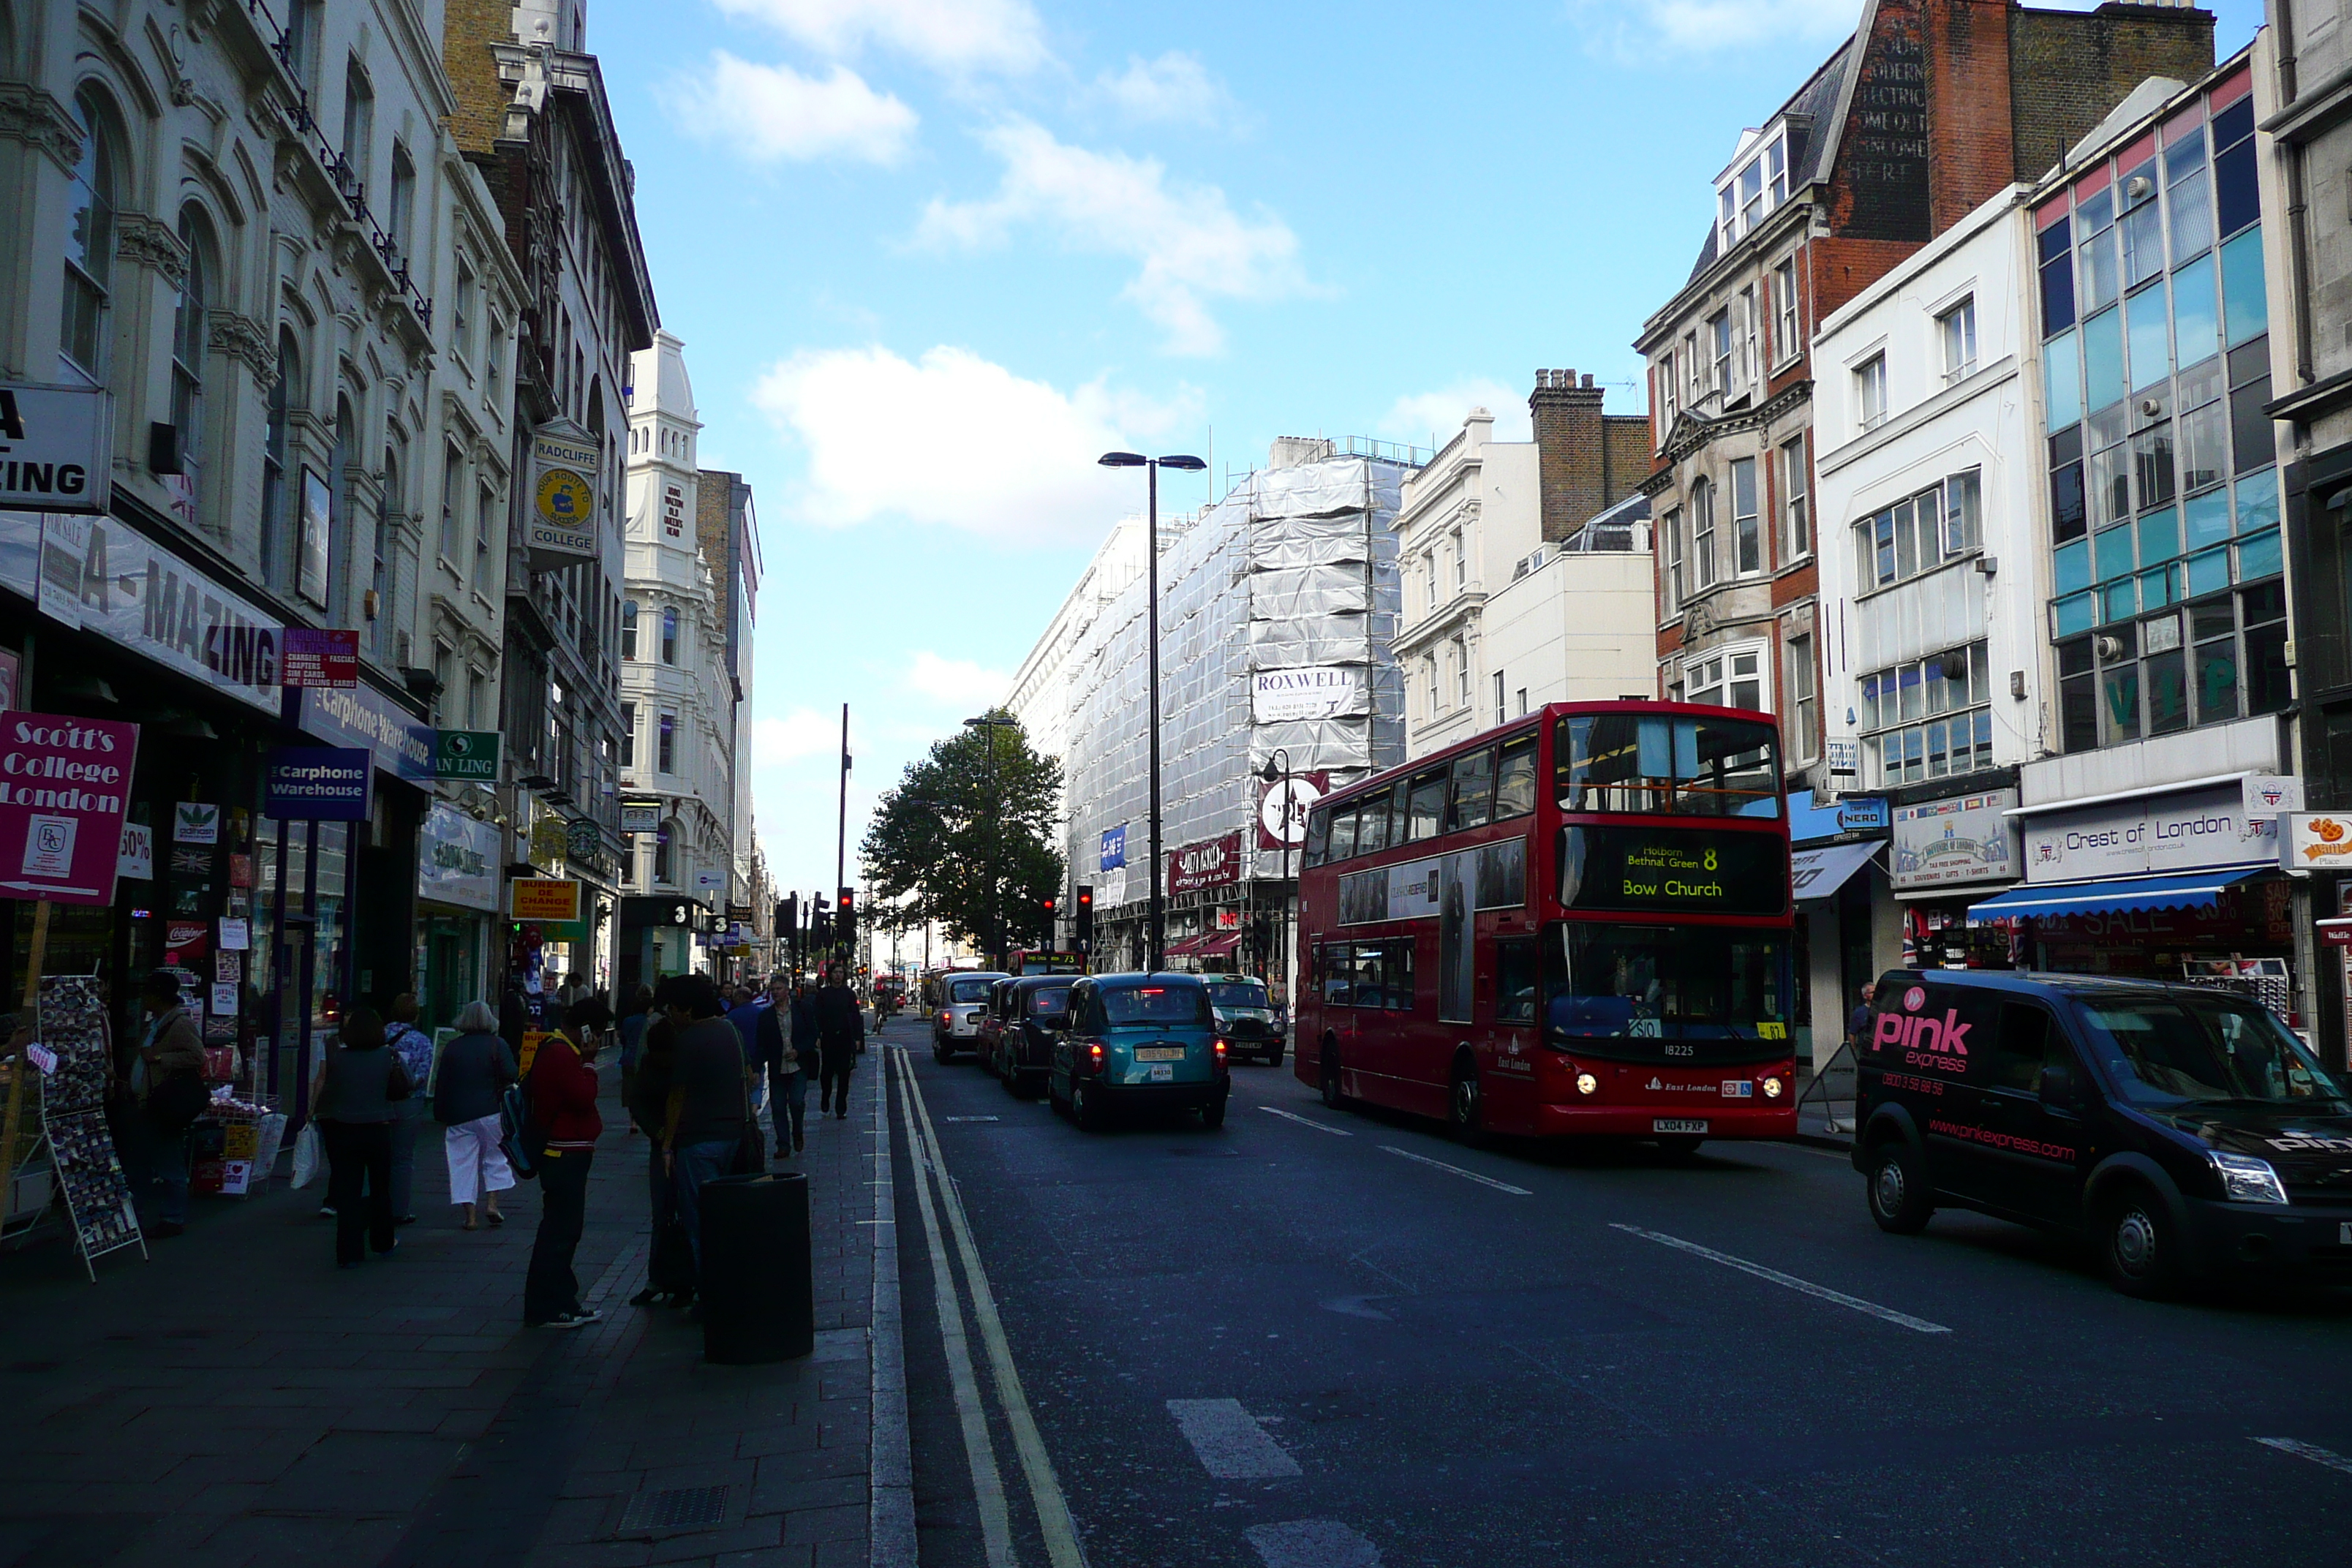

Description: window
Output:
[1692,479,1718,591]
[620,703,636,768]
[475,483,495,590]
[1857,354,1888,431]
[1683,331,1702,404]
[1664,507,1686,608]
[1938,297,1978,386]
[654,821,674,884]
[1494,734,1539,818]
[387,143,415,259]
[1493,671,1507,726]
[1736,286,1759,393]
[621,600,638,660]
[661,606,679,665]
[61,88,116,380]
[468,669,487,728]
[1861,641,1991,783]
[1857,470,1983,589]
[439,445,462,561]
[1782,437,1809,558]
[1786,634,1816,762]
[170,208,214,525]
[1406,768,1447,840]
[1447,747,1496,832]
[1555,711,1780,818]
[1496,938,1538,1025]
[263,331,298,585]
[1710,312,1733,398]
[1738,156,1764,232]
[453,260,475,362]
[432,643,454,726]
[1452,637,1471,707]
[658,712,676,773]
[1765,136,1787,204]
[1774,259,1799,362]
[1685,645,1767,712]
[1730,457,1760,575]
[486,317,505,409]
[1317,940,1415,1011]
[1451,527,1466,589]
[340,61,373,198]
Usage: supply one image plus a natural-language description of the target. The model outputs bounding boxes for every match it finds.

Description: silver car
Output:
[1207,976,1284,1066]
[932,971,1009,1063]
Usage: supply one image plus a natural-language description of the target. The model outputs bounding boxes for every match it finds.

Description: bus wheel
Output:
[1655,1134,1705,1160]
[1449,1059,1486,1144]
[1319,1044,1344,1109]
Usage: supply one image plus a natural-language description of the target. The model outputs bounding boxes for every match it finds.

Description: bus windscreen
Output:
[1543,924,1790,1063]
[1556,712,1779,817]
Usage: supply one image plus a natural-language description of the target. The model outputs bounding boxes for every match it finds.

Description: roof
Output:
[1877,969,2266,1000]
[1684,33,1856,286]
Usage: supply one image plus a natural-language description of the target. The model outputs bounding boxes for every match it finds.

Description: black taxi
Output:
[1853,969,2352,1297]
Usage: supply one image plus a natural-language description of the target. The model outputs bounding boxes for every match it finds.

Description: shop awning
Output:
[1164,934,1205,957]
[1197,932,1241,957]
[1965,868,2269,922]
[1790,840,1882,903]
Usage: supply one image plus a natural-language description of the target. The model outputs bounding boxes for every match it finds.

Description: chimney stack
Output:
[1529,367,1610,544]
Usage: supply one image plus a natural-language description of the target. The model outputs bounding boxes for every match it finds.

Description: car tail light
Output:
[1087,1042,1105,1075]
[938,1011,950,1028]
[1214,1039,1228,1062]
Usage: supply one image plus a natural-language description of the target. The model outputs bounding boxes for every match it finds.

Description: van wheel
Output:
[2099,1185,2182,1299]
[1866,1141,1934,1235]
[1319,1044,1344,1109]
[1072,1081,1108,1132]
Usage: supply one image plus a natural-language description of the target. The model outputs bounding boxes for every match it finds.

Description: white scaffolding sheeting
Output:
[1060,448,1411,920]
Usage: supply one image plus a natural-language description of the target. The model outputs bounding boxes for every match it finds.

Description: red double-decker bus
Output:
[1290,700,1796,1151]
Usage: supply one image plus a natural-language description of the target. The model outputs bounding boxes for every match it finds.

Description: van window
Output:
[1991,1003,2052,1092]
[1099,983,1211,1027]
[2077,995,2348,1107]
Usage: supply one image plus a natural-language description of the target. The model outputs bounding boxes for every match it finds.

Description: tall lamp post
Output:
[965,714,1018,966]
[1098,450,1205,972]
[1256,749,1295,1013]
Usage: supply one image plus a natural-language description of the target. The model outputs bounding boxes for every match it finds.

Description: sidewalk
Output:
[0,1055,887,1567]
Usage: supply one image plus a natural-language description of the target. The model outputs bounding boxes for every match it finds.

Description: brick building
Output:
[1637,0,2215,793]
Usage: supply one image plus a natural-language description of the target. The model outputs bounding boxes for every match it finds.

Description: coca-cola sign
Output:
[1167,831,1244,895]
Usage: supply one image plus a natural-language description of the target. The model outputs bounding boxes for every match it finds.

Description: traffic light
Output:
[780,893,798,940]
[1039,894,1056,943]
[813,892,832,949]
[1074,885,1093,950]
[837,886,856,950]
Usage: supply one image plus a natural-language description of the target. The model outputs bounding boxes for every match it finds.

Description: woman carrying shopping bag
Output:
[434,1000,518,1230]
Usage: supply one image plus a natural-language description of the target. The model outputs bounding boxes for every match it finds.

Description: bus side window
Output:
[1494,938,1537,1024]
[1493,735,1538,819]
[1330,806,1360,860]
[1448,747,1496,832]
[1384,939,1417,1011]
[1358,786,1394,855]
[1303,807,1330,867]
[1406,769,1447,840]
[1320,945,1354,1007]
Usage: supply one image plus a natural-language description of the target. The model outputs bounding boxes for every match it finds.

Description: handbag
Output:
[385,1052,413,1102]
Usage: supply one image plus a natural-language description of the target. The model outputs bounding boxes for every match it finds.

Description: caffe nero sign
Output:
[1558,826,1787,916]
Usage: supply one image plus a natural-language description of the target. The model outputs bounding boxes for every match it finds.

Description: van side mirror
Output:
[2039,1063,2074,1106]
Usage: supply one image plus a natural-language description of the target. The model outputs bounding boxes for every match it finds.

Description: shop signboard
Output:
[418,802,498,912]
[434,729,500,781]
[2277,812,2352,872]
[1251,665,1366,723]
[0,511,36,600]
[0,710,139,905]
[511,879,581,923]
[2022,784,2276,883]
[1892,789,2021,890]
[116,821,151,881]
[1789,789,1891,845]
[1099,823,1126,871]
[279,627,359,688]
[0,383,110,514]
[525,423,600,569]
[1168,832,1244,896]
[36,513,281,712]
[567,820,603,865]
[294,684,432,782]
[1257,771,1330,850]
[620,800,661,834]
[263,747,371,821]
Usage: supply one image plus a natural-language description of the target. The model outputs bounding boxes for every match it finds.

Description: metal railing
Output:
[1795,1040,1857,1136]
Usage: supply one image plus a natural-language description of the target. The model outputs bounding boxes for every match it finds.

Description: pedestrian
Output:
[616,983,655,1125]
[1847,981,1879,1055]
[725,984,764,1065]
[659,973,753,1296]
[434,1000,517,1230]
[311,1007,408,1268]
[627,998,693,1307]
[124,969,206,1238]
[754,973,807,1158]
[524,1001,604,1328]
[815,963,865,1120]
[383,994,436,1225]
[789,979,819,1089]
[498,976,529,1052]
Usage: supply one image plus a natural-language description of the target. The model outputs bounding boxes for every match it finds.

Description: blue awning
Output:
[1966,868,2267,922]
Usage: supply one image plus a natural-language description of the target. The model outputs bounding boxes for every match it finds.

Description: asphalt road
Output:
[874,1014,2352,1568]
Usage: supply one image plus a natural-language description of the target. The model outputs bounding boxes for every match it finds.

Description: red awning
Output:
[1164,934,1205,957]
[1197,933,1241,957]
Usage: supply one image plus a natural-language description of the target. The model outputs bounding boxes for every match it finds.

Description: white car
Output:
[932,972,1009,1062]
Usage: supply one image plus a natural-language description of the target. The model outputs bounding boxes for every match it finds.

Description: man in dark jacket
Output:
[815,965,865,1120]
[660,975,753,1290]
[126,970,206,1237]
[753,975,807,1158]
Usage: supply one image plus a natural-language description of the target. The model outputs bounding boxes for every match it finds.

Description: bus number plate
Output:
[1135,1047,1184,1061]
[1653,1119,1708,1135]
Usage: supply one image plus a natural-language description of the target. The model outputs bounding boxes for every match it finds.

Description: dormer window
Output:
[1717,133,1790,249]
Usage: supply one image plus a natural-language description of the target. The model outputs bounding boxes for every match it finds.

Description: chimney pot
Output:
[1583,373,1595,389]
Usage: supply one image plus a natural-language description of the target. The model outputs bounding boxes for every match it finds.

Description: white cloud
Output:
[754,708,846,766]
[903,652,1011,710]
[711,0,1048,75]
[1572,0,1855,53]
[752,343,1198,545]
[1088,51,1235,128]
[666,53,918,165]
[1382,380,1532,448]
[915,121,1305,355]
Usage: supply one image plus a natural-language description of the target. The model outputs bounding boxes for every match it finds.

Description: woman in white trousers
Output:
[434,1001,519,1230]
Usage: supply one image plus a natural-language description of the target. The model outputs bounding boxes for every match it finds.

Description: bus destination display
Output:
[1558,826,1786,916]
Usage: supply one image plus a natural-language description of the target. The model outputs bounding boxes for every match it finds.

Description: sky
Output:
[587,0,2266,905]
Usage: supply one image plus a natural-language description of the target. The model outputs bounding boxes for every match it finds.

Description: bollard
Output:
[698,1170,814,1364]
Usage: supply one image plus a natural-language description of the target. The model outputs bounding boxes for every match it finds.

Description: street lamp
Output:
[1257,749,1295,1017]
[1100,450,1205,973]
[965,713,1019,965]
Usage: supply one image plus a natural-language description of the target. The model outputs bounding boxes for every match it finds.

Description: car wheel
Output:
[1865,1140,1934,1235]
[1319,1044,1344,1109]
[1048,1072,1069,1117]
[1264,1046,1284,1070]
[933,1041,952,1065]
[1200,1092,1228,1129]
[1072,1080,1107,1132]
[2099,1184,2183,1299]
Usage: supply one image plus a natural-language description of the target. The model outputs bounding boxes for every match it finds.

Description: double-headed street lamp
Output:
[1098,450,1205,973]
[965,713,1019,965]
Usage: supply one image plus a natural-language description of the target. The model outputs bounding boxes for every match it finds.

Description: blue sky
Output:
[588,0,2264,903]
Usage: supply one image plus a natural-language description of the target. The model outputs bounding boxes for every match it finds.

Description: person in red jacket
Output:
[525,1003,605,1328]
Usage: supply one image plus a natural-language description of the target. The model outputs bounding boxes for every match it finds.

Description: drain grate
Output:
[617,1485,728,1534]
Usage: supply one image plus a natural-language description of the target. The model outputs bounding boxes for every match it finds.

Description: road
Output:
[870,1014,2352,1567]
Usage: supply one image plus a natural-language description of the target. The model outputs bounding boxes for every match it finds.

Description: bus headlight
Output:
[1762,1077,1784,1098]
[1575,1072,1599,1096]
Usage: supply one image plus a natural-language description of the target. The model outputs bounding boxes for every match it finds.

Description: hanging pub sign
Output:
[432,728,500,781]
[525,422,600,569]
[0,382,110,514]
[0,710,139,905]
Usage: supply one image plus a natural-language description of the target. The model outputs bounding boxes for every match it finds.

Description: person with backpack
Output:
[125,969,207,1237]
[434,1000,516,1231]
[383,994,437,1224]
[310,1007,410,1267]
[524,1001,603,1328]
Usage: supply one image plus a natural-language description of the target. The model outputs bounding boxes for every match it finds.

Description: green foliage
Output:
[860,712,1066,958]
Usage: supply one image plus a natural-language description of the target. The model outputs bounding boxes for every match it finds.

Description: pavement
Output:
[0,1042,891,1568]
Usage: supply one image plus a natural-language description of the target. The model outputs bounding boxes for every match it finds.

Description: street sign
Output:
[525,423,599,569]
[433,728,501,781]
[279,627,359,687]
[0,382,110,514]
[511,879,581,922]
[263,747,370,820]
[0,711,139,905]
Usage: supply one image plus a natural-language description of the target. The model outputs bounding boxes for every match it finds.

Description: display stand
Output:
[33,974,146,1279]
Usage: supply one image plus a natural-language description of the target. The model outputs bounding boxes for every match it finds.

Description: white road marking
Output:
[940,1115,1001,1123]
[1245,1518,1382,1567]
[1259,1106,1352,1136]
[870,1050,915,1566]
[2254,1437,2352,1477]
[1167,1397,1303,1479]
[1377,1145,1533,1195]
[901,1050,1088,1568]
[1609,1224,1951,1335]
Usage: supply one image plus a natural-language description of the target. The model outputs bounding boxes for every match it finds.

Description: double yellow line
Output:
[889,1047,1086,1568]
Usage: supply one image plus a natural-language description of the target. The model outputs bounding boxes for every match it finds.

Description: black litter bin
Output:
[698,1170,814,1364]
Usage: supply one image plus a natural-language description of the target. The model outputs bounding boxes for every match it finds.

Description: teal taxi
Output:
[1049,973,1230,1130]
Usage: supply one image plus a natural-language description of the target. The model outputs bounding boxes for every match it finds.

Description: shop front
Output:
[619,894,705,990]
[1786,791,1893,1071]
[1893,787,2023,972]
[417,801,500,1028]
[289,682,433,1019]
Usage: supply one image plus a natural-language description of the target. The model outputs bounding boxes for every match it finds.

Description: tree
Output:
[861,712,1066,961]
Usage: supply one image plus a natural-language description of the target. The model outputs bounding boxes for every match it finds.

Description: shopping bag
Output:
[289,1123,322,1188]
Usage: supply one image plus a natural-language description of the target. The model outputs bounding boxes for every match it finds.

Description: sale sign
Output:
[0,711,140,905]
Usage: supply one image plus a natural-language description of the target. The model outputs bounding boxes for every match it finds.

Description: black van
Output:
[1852,970,2352,1297]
